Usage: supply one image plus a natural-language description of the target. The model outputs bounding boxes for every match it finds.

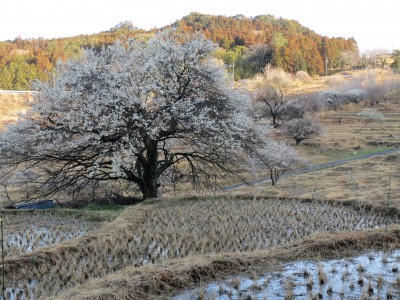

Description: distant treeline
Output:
[0,22,152,90]
[0,14,358,90]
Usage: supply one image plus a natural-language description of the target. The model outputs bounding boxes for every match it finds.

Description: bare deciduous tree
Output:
[252,67,293,127]
[253,85,285,127]
[340,50,360,68]
[243,44,273,75]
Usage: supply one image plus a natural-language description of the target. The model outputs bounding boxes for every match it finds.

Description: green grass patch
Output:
[53,207,124,222]
[351,146,394,156]
[82,203,125,211]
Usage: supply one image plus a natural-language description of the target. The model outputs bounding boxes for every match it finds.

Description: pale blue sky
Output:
[1,0,399,51]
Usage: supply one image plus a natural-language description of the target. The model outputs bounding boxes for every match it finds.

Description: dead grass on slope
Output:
[0,92,30,128]
[306,100,400,152]
[237,152,400,210]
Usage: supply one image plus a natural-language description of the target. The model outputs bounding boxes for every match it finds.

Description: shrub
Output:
[295,70,311,83]
[345,89,368,103]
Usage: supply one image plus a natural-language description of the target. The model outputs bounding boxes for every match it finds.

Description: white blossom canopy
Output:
[248,140,305,186]
[0,31,267,200]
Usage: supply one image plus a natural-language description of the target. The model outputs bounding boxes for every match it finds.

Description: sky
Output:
[1,0,399,51]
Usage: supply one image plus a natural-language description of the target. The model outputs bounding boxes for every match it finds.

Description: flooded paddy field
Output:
[175,249,400,300]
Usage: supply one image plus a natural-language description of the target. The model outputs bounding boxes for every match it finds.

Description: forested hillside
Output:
[0,13,358,90]
[0,23,151,90]
[172,13,358,77]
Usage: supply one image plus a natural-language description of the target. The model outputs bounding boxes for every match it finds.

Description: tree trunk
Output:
[142,177,158,199]
[270,169,276,186]
[141,140,159,200]
[272,114,278,128]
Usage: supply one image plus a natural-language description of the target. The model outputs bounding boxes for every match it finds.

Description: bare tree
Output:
[392,50,400,72]
[252,67,293,127]
[363,70,384,106]
[362,49,389,68]
[244,44,272,75]
[340,50,360,68]
[253,85,285,127]
[0,32,267,201]
[282,118,324,145]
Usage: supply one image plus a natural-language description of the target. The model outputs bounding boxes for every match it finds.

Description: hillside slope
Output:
[172,13,357,74]
[0,13,357,89]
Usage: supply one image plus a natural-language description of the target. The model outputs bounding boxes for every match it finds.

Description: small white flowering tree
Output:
[356,108,385,125]
[249,140,305,186]
[282,118,324,145]
[0,32,266,201]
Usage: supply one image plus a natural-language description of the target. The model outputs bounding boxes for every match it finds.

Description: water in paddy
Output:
[175,249,400,299]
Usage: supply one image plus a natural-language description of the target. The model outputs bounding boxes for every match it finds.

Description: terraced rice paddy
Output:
[3,198,396,299]
[175,249,400,300]
[304,101,400,155]
[4,212,94,256]
[138,198,390,257]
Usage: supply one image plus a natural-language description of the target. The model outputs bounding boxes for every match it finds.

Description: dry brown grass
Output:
[286,74,329,96]
[58,224,400,300]
[0,92,30,128]
[238,152,400,210]
[302,100,400,154]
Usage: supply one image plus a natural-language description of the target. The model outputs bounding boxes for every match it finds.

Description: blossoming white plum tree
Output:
[0,32,268,200]
[282,117,324,145]
[248,140,305,186]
